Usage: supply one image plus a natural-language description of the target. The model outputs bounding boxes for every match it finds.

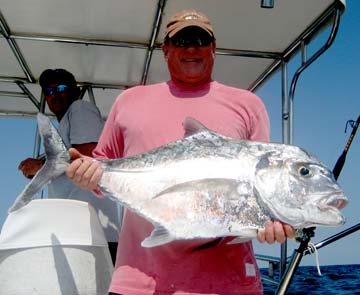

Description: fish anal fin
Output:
[227,229,258,245]
[141,225,175,247]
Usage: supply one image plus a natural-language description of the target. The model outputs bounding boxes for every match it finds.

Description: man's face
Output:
[162,27,216,87]
[44,83,74,117]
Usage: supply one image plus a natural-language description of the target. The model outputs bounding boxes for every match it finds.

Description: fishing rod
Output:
[303,223,360,255]
[333,115,360,179]
[275,115,360,295]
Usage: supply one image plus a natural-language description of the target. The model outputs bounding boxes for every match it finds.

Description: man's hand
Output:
[257,221,295,244]
[66,148,103,191]
[18,158,44,179]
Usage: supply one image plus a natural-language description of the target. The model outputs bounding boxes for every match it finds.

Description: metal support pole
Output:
[0,10,35,82]
[141,0,167,84]
[304,223,360,255]
[276,6,342,293]
[33,92,46,159]
[87,86,97,106]
[276,228,315,295]
[280,60,289,276]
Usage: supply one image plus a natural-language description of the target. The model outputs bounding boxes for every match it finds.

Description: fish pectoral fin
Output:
[141,225,175,247]
[153,178,240,199]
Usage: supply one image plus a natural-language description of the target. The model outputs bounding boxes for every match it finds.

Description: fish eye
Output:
[298,166,311,177]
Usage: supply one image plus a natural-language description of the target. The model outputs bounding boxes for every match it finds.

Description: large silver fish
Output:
[10,113,348,247]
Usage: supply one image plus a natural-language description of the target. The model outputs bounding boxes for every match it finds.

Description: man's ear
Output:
[211,42,216,56]
[73,86,81,100]
[162,43,169,60]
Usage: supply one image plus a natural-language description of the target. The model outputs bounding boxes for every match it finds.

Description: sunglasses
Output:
[170,35,214,47]
[43,84,69,96]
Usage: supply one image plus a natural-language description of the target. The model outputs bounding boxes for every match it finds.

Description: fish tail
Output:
[8,113,70,213]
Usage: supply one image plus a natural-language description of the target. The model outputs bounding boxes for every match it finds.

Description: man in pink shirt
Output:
[67,9,295,295]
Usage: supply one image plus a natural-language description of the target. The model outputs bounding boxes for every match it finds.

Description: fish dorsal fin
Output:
[183,117,209,137]
[141,225,175,247]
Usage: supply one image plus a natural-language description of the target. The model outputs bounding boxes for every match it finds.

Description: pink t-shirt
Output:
[94,80,270,295]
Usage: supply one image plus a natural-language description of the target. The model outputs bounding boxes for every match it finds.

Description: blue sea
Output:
[260,264,360,295]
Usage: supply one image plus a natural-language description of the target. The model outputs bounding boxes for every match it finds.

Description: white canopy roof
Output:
[0,0,345,118]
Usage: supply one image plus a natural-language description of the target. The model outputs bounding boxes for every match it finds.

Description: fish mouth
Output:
[318,191,348,210]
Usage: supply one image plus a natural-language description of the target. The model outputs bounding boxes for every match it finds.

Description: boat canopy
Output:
[0,0,345,118]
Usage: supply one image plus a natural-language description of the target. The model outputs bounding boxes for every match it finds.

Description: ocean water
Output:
[260,264,360,295]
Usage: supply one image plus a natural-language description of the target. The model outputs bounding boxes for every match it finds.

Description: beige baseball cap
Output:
[164,9,214,39]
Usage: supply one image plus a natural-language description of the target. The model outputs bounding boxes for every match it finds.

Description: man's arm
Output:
[67,148,103,191]
[18,158,45,179]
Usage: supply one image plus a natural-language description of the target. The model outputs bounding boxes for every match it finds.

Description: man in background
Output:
[18,68,120,264]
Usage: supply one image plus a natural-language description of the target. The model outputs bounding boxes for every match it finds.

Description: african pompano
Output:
[10,113,348,247]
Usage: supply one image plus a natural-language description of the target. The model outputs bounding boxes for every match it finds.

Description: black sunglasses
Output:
[43,84,69,96]
[170,34,214,47]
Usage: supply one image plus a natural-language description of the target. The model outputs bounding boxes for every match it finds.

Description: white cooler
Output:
[0,199,113,295]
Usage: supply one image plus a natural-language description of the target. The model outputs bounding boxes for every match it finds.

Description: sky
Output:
[0,0,359,268]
